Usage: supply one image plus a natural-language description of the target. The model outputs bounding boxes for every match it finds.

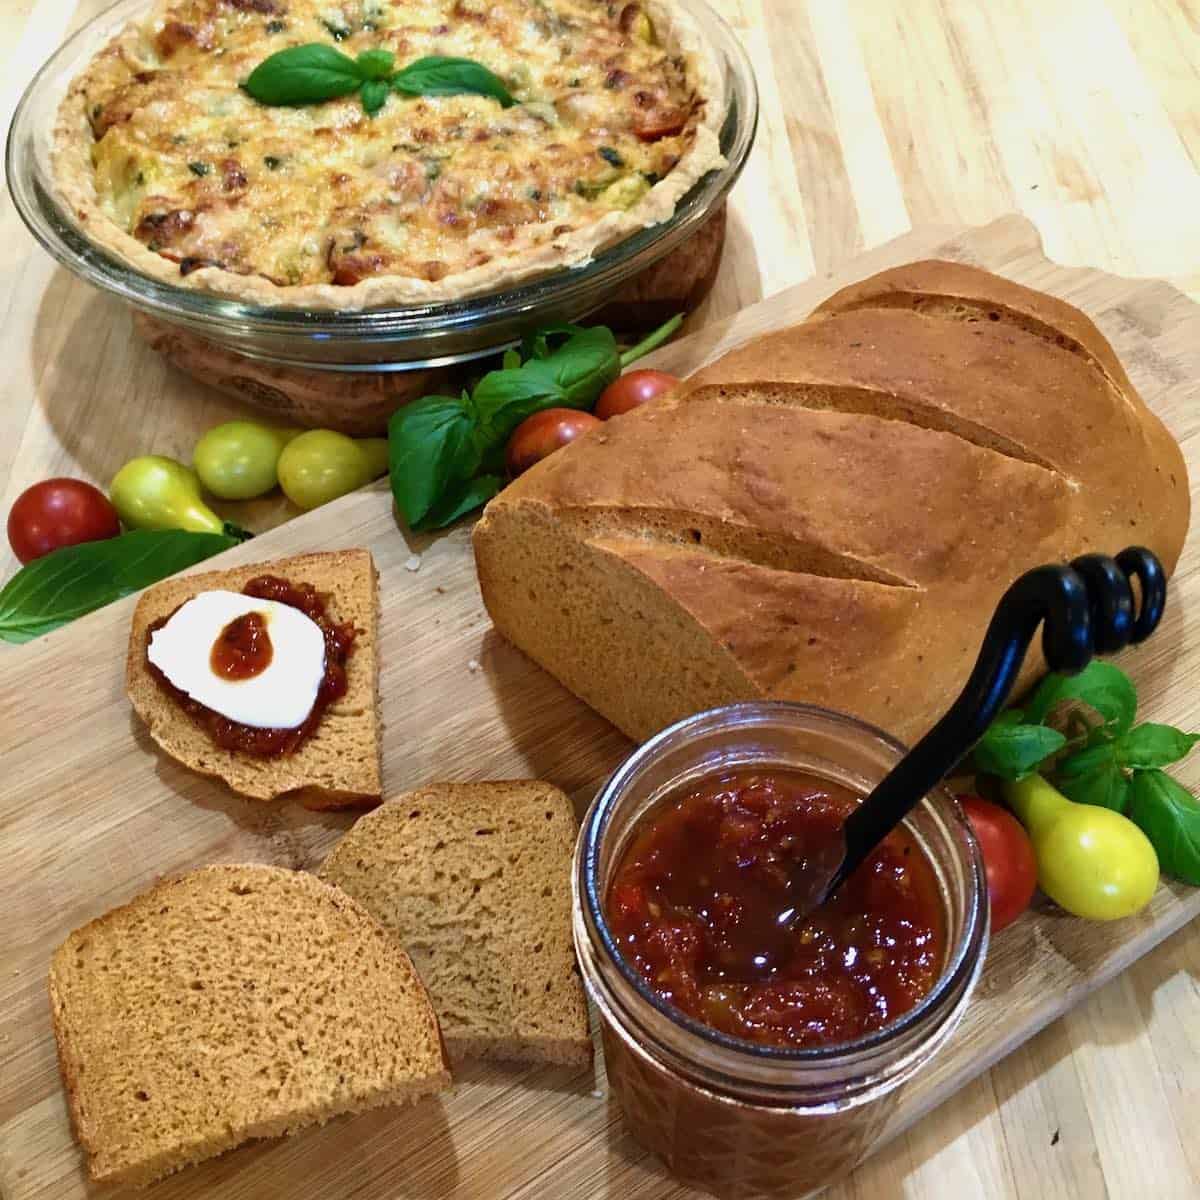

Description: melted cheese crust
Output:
[75,0,711,290]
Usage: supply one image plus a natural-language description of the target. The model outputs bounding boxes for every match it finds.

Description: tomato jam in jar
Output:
[608,770,947,1050]
[574,704,987,1200]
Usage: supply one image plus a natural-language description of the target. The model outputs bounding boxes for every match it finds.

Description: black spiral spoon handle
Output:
[781,546,1167,926]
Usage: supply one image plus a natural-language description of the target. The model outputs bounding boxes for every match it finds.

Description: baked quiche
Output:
[53,0,724,309]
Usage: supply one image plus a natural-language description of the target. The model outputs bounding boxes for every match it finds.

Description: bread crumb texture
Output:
[321,780,593,1068]
[48,864,449,1188]
[125,549,381,807]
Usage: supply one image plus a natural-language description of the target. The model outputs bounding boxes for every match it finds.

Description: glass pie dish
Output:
[7,0,757,372]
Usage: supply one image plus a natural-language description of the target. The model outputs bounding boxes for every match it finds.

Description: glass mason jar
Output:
[573,702,989,1200]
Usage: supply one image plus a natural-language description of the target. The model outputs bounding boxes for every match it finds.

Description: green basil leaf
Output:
[477,435,511,479]
[521,322,587,361]
[243,43,364,106]
[1115,723,1200,770]
[1055,742,1117,779]
[472,370,567,447]
[0,530,237,643]
[388,393,482,527]
[392,56,515,107]
[991,709,1025,730]
[521,333,549,361]
[355,48,395,80]
[1128,769,1200,884]
[1056,761,1132,813]
[360,78,390,115]
[1024,661,1138,737]
[522,325,621,408]
[974,722,1067,780]
[501,348,522,371]
[415,474,503,531]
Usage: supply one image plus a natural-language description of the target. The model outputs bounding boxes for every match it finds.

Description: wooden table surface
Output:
[3,2,1200,1198]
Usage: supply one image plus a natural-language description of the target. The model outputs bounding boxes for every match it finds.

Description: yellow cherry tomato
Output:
[276,430,371,511]
[1004,774,1159,921]
[358,437,390,480]
[193,421,298,501]
[110,456,227,536]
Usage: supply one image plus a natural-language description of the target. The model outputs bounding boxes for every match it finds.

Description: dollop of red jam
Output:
[210,611,273,680]
[146,575,355,758]
[607,769,946,1048]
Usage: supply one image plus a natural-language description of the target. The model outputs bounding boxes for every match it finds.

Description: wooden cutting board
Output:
[3,214,1199,1200]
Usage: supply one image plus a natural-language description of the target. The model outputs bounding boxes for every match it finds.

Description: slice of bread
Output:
[48,864,450,1189]
[126,549,381,808]
[320,781,593,1068]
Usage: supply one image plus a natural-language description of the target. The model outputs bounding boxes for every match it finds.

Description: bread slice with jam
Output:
[126,549,381,808]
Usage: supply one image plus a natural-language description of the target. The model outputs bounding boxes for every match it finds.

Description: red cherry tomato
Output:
[7,478,121,564]
[506,408,604,477]
[595,369,680,420]
[958,794,1038,933]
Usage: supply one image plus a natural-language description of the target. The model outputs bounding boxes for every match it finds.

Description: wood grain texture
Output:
[2,218,1200,1200]
[4,1,1200,1197]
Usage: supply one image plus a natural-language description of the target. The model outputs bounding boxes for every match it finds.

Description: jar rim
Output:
[579,700,989,1065]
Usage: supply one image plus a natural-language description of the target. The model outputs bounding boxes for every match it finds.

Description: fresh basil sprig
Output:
[974,662,1132,782]
[975,659,1200,882]
[0,530,238,644]
[389,314,682,530]
[243,44,514,115]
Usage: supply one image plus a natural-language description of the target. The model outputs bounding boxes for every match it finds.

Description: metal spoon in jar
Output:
[772,547,1167,932]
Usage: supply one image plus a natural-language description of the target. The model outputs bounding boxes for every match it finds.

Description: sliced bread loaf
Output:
[473,261,1189,745]
[48,864,450,1189]
[320,781,593,1067]
[126,549,381,807]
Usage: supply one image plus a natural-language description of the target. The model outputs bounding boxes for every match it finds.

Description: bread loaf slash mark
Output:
[553,506,919,589]
[706,382,1063,478]
[834,292,1124,401]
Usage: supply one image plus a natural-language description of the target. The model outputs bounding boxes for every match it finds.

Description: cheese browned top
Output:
[53,0,724,308]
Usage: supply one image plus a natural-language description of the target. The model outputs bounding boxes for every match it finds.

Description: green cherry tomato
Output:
[276,430,371,511]
[193,421,297,501]
[359,437,390,480]
[110,456,228,536]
